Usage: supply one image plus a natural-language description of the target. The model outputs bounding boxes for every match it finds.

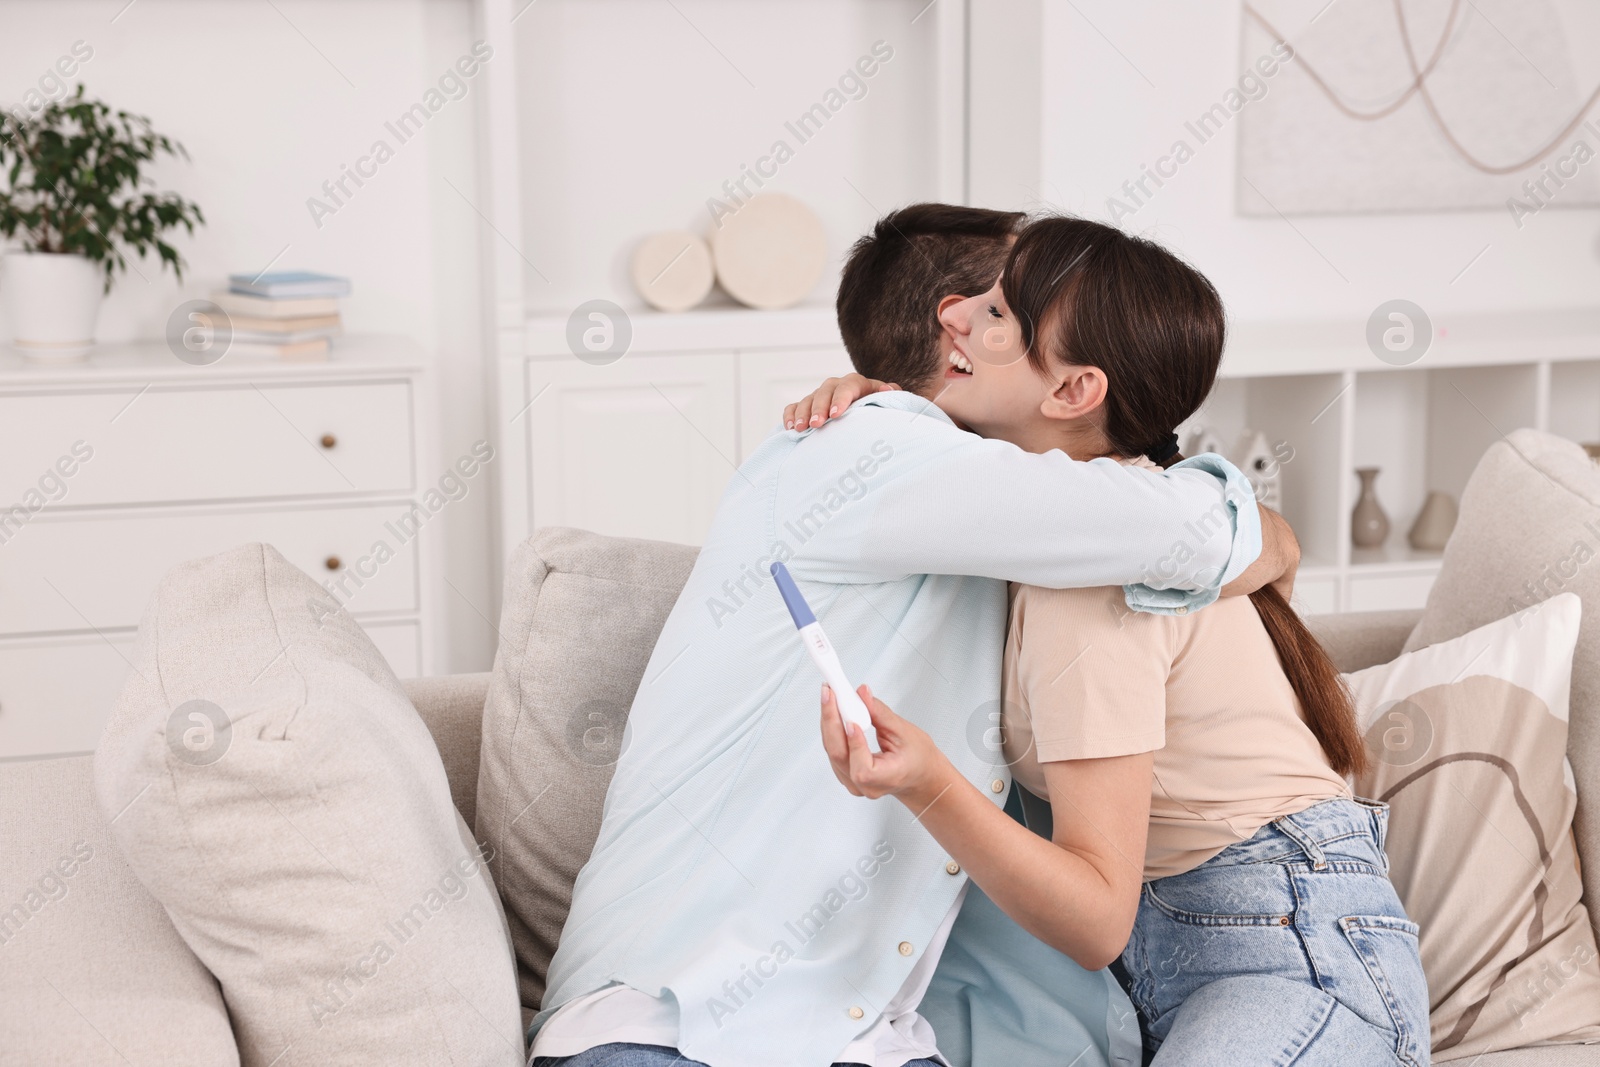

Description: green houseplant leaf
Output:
[0,85,205,292]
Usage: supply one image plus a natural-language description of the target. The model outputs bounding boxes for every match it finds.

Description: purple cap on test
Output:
[770,562,816,628]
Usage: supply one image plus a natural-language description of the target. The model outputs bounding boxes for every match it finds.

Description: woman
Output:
[793,217,1430,1065]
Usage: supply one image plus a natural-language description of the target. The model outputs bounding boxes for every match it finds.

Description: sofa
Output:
[5,432,1600,1065]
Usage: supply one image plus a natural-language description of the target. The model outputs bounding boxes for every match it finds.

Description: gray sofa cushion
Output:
[94,544,523,1066]
[1405,429,1600,939]
[476,528,697,1013]
[0,754,239,1067]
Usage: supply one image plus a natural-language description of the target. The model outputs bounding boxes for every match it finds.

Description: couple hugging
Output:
[528,208,1430,1067]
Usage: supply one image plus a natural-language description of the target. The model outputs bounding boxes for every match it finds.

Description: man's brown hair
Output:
[836,203,1025,393]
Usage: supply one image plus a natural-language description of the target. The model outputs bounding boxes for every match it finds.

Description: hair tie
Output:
[1145,432,1181,464]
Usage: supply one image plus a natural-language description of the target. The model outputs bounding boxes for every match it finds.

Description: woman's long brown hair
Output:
[1003,217,1367,777]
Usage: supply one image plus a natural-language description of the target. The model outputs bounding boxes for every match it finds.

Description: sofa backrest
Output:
[405,673,492,828]
[1308,608,1421,674]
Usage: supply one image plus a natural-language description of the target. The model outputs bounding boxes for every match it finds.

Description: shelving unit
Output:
[1193,310,1600,613]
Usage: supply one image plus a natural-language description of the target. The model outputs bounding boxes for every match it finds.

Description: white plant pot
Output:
[1,252,103,361]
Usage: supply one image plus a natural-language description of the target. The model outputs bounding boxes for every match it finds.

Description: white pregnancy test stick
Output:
[770,562,880,752]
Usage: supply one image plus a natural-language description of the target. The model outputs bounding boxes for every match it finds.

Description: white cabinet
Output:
[0,380,413,507]
[522,353,738,546]
[0,502,420,636]
[501,308,849,552]
[737,348,855,462]
[0,338,434,758]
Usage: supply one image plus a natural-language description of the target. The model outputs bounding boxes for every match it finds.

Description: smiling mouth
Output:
[947,349,974,376]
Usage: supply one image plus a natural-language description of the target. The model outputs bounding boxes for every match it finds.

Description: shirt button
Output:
[945,861,961,875]
[990,779,1005,793]
[848,1006,865,1020]
[1175,605,1189,616]
[898,941,914,956]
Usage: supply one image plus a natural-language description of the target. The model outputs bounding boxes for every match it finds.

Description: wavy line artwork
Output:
[1237,0,1600,215]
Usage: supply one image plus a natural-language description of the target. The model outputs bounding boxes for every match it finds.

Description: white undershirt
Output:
[530,885,967,1067]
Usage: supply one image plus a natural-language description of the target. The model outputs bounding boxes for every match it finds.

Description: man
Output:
[528,205,1293,1067]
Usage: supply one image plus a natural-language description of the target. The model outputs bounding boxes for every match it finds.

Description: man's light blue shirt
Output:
[535,392,1262,1067]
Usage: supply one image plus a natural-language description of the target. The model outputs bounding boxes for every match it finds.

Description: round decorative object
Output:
[630,231,714,312]
[710,193,826,310]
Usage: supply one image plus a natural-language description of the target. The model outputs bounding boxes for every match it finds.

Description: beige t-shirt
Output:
[1001,581,1351,881]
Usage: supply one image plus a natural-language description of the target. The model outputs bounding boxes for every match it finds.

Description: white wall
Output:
[1034,0,1600,324]
[1,0,499,671]
[511,0,943,315]
[969,0,1043,211]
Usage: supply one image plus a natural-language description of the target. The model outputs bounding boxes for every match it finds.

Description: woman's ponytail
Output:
[1245,583,1368,778]
[1153,454,1367,778]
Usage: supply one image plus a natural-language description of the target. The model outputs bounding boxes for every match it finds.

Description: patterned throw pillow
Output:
[1349,593,1600,1061]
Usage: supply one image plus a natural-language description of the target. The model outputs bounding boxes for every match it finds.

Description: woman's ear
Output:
[1041,365,1109,421]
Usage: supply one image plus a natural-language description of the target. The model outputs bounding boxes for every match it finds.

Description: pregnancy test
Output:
[770,562,880,752]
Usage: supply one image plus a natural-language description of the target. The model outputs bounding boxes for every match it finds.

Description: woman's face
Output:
[933,278,1057,444]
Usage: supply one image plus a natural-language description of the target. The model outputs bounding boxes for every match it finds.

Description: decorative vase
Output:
[1407,490,1458,552]
[1,252,102,361]
[1351,467,1390,549]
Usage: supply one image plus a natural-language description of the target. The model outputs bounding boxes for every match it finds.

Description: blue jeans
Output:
[1119,798,1430,1066]
[532,1043,941,1067]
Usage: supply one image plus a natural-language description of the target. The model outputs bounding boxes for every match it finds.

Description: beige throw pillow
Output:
[476,528,698,1013]
[1350,594,1600,1061]
[94,544,523,1067]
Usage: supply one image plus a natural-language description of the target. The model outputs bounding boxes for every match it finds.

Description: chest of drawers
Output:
[0,337,435,758]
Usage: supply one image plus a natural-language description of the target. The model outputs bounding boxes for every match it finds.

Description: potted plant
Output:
[0,86,203,361]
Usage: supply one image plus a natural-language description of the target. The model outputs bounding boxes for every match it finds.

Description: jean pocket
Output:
[1339,914,1429,1067]
[1143,866,1293,927]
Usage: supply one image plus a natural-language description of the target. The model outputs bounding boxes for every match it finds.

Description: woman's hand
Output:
[820,684,956,808]
[784,374,899,431]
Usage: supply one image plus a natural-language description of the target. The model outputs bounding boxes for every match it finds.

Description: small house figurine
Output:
[1234,430,1283,510]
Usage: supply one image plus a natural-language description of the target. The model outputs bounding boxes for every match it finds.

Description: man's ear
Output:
[1041,365,1109,421]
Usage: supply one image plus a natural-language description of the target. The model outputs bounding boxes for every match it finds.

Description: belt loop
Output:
[1272,812,1327,870]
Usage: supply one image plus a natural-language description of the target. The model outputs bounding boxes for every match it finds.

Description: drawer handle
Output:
[320,434,337,449]
[325,556,342,571]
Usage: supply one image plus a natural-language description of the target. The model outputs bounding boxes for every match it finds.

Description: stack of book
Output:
[212,272,352,360]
